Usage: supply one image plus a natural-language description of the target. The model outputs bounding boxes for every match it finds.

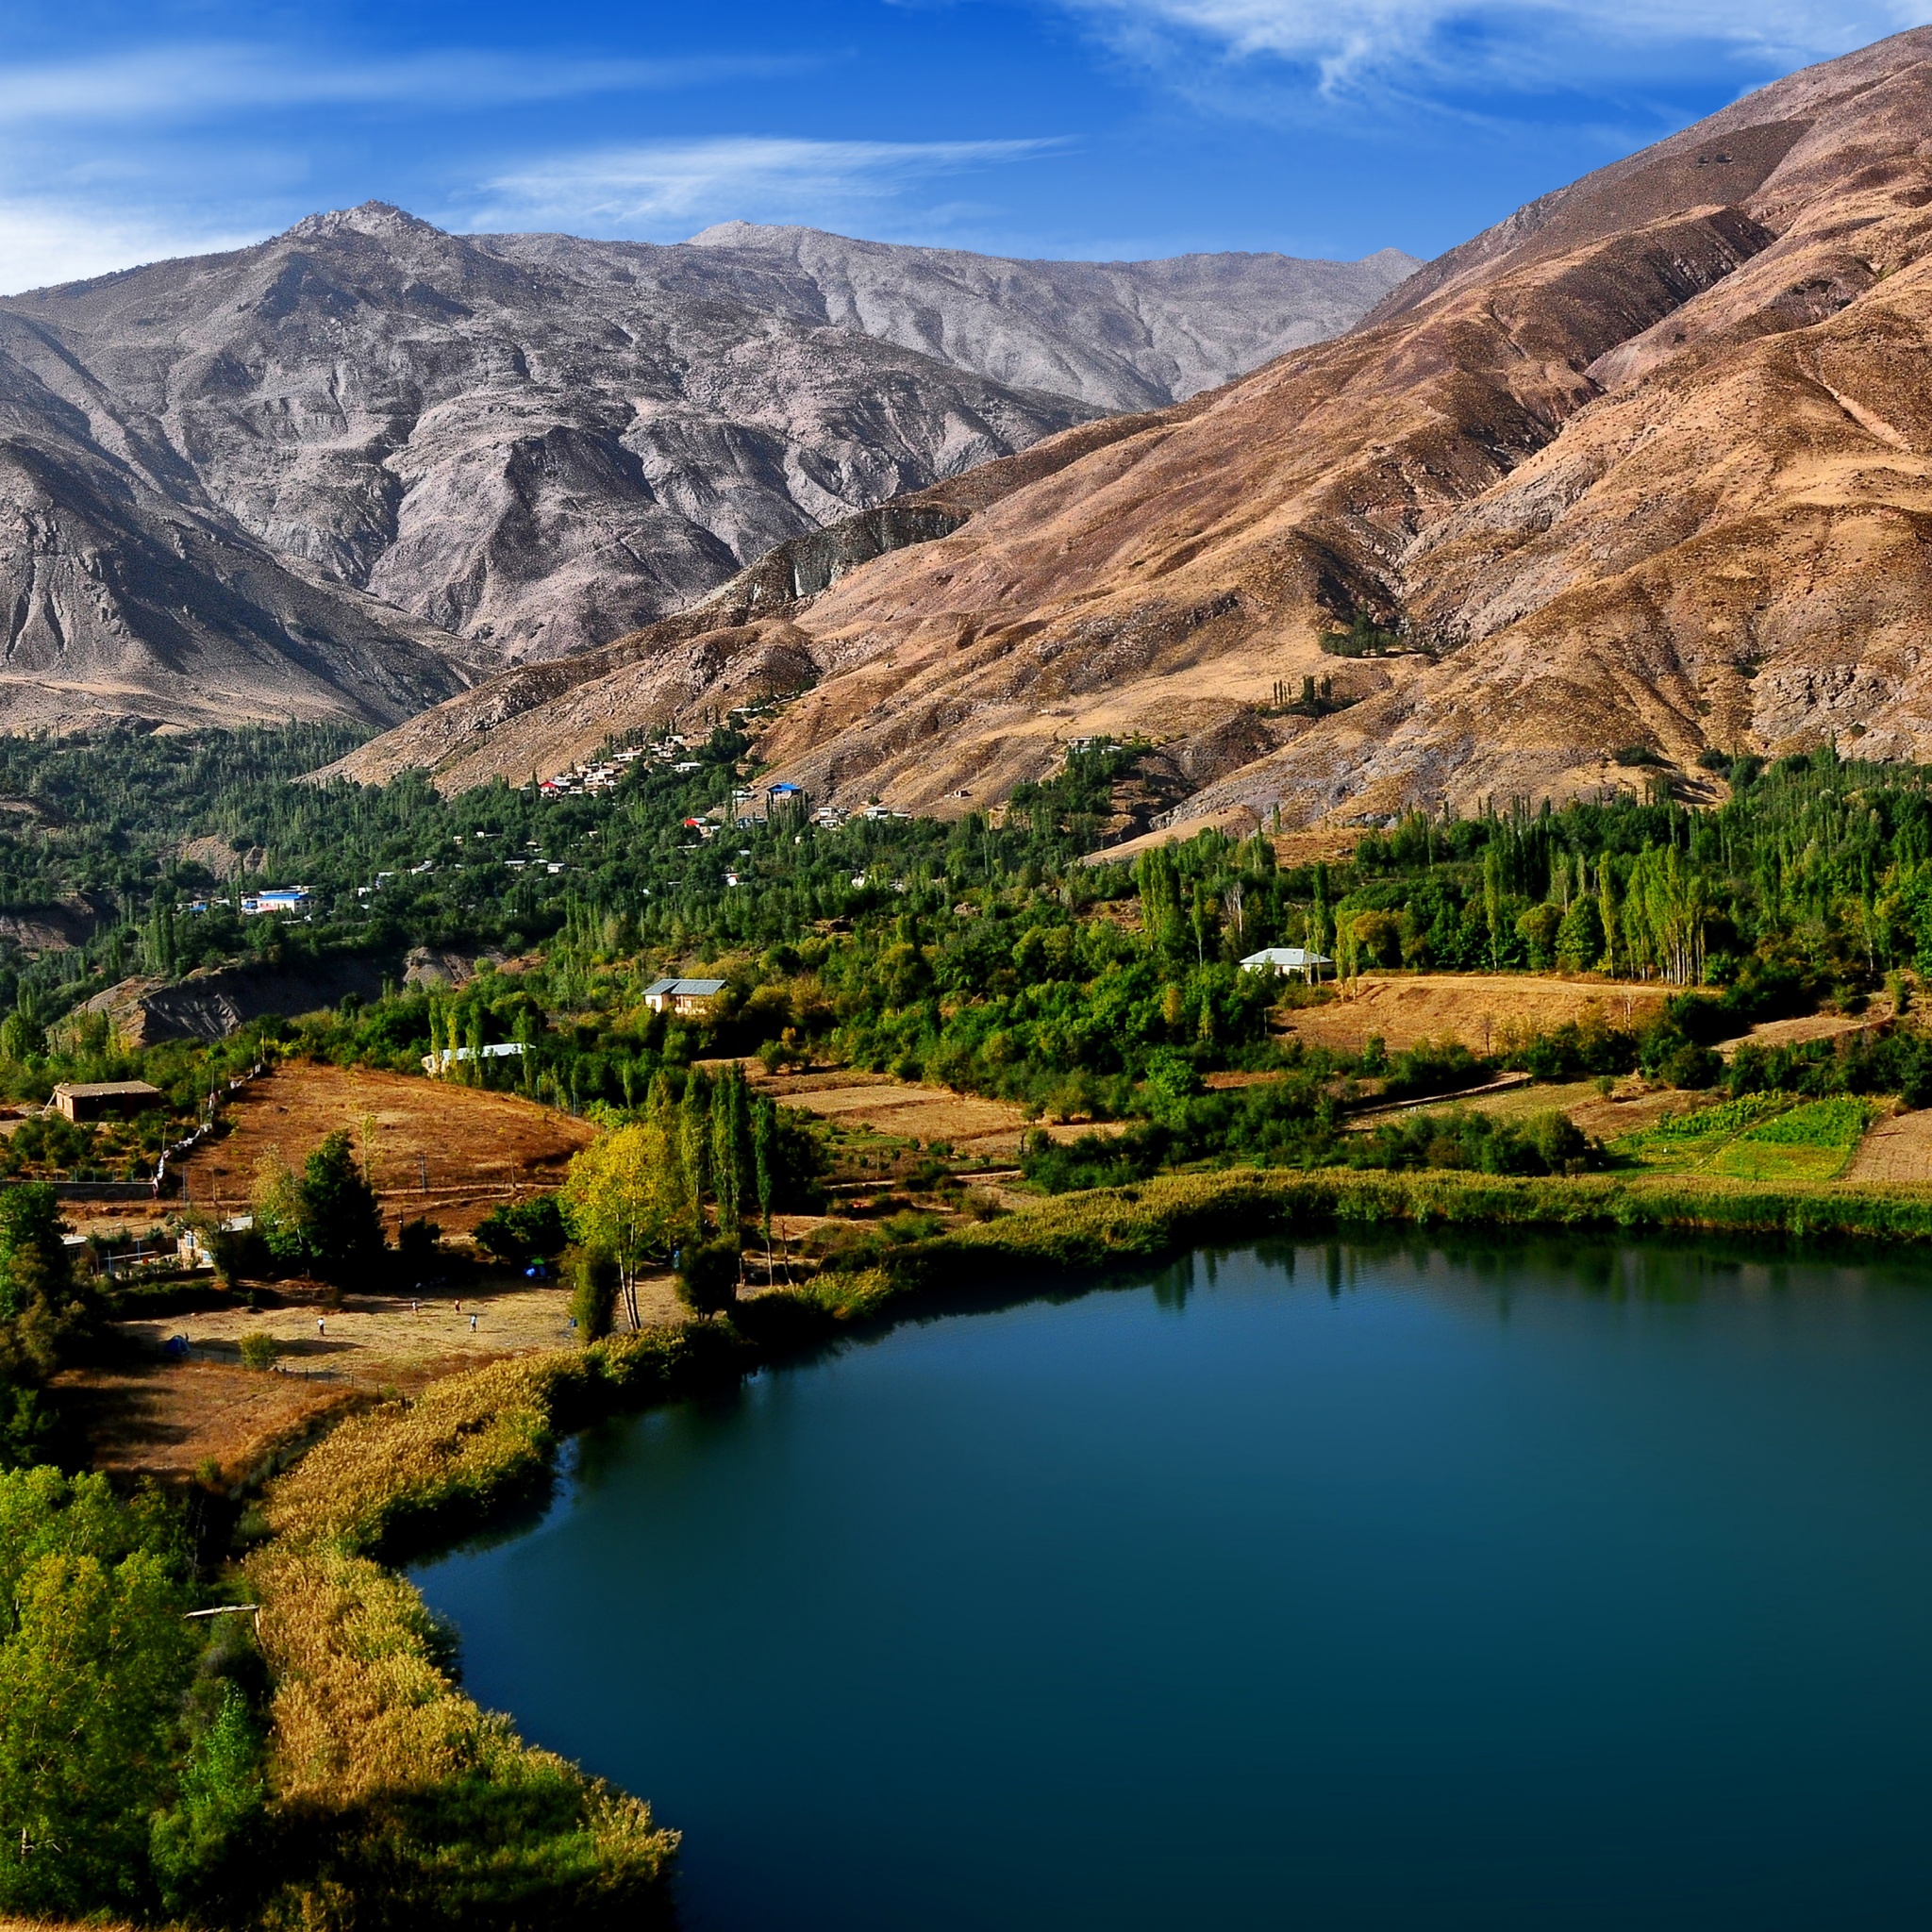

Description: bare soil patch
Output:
[174,1063,594,1234]
[753,1067,1115,1157]
[1276,974,1679,1056]
[1717,1010,1877,1060]
[1843,1108,1932,1186]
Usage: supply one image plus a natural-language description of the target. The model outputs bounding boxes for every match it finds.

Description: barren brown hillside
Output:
[333,27,1932,828]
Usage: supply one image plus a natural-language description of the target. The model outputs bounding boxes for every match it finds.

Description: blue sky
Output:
[0,0,1924,291]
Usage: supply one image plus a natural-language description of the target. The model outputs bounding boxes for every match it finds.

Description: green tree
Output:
[249,1148,308,1263]
[562,1123,673,1330]
[679,1071,710,1232]
[564,1244,619,1340]
[1516,903,1563,971]
[149,1679,265,1917]
[0,1184,88,1469]
[753,1096,776,1247]
[711,1063,749,1232]
[1555,896,1606,973]
[0,1469,196,1919]
[299,1130,385,1284]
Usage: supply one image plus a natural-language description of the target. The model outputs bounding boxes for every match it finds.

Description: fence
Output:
[0,1058,271,1201]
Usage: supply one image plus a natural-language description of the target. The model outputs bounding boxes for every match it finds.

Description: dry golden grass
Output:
[235,1329,741,1923]
[174,1062,594,1233]
[0,1919,144,1931]
[49,1357,358,1486]
[1275,974,1678,1056]
[113,1274,682,1384]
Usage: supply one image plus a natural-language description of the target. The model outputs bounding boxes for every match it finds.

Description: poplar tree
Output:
[678,1071,710,1236]
[711,1064,747,1231]
[753,1096,776,1274]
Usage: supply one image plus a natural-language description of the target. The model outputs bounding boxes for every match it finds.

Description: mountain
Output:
[662,224,1420,408]
[0,211,1412,734]
[330,28,1932,826]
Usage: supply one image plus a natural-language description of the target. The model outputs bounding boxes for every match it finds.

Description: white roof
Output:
[1241,946,1332,969]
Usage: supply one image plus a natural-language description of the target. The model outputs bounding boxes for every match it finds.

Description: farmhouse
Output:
[1240,946,1333,984]
[642,976,726,1016]
[52,1079,164,1122]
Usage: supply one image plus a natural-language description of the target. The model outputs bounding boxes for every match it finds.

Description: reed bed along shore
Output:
[240,1328,758,1930]
[232,1161,1932,1926]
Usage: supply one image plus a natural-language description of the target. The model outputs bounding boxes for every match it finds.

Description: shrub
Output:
[237,1331,280,1372]
[473,1194,569,1267]
[676,1237,741,1314]
[1657,1042,1722,1089]
[564,1245,618,1341]
[210,1222,273,1287]
[394,1217,446,1282]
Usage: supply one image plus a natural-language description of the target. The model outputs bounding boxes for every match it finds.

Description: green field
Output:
[1616,1093,1873,1182]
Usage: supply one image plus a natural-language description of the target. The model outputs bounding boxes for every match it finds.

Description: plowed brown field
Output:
[1841,1108,1932,1186]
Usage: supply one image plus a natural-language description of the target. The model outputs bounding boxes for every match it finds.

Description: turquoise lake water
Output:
[412,1239,1932,1928]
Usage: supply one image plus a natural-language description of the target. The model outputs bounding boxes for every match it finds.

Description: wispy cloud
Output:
[0,45,806,127]
[460,136,1066,236]
[1053,0,1932,104]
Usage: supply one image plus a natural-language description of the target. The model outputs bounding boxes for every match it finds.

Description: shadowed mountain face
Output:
[0,210,1411,733]
[331,27,1932,827]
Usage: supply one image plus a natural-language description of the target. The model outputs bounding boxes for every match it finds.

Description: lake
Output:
[412,1238,1932,1929]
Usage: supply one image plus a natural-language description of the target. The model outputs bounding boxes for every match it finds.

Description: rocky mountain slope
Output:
[0,212,1409,733]
[331,27,1932,827]
[648,224,1419,408]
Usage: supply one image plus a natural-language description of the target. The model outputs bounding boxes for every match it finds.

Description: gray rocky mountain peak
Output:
[0,208,1416,733]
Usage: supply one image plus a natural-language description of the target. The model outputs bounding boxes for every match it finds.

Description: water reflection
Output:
[414,1233,1932,1932]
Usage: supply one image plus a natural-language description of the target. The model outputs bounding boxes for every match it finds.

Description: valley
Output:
[19,22,1932,1932]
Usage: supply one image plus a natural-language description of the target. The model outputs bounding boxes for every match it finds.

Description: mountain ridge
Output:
[329,26,1932,830]
[0,212,1411,733]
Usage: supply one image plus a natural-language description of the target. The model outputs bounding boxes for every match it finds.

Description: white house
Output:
[422,1042,529,1077]
[1240,946,1333,984]
[241,888,310,916]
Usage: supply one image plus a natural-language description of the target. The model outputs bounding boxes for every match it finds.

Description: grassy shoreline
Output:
[234,1162,1932,1925]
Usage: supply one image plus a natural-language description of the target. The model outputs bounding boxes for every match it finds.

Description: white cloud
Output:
[1055,0,1932,98]
[0,45,801,127]
[0,195,263,294]
[460,137,1065,236]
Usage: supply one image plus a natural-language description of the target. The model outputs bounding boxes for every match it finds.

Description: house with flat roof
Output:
[422,1043,529,1078]
[641,976,726,1016]
[52,1079,164,1123]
